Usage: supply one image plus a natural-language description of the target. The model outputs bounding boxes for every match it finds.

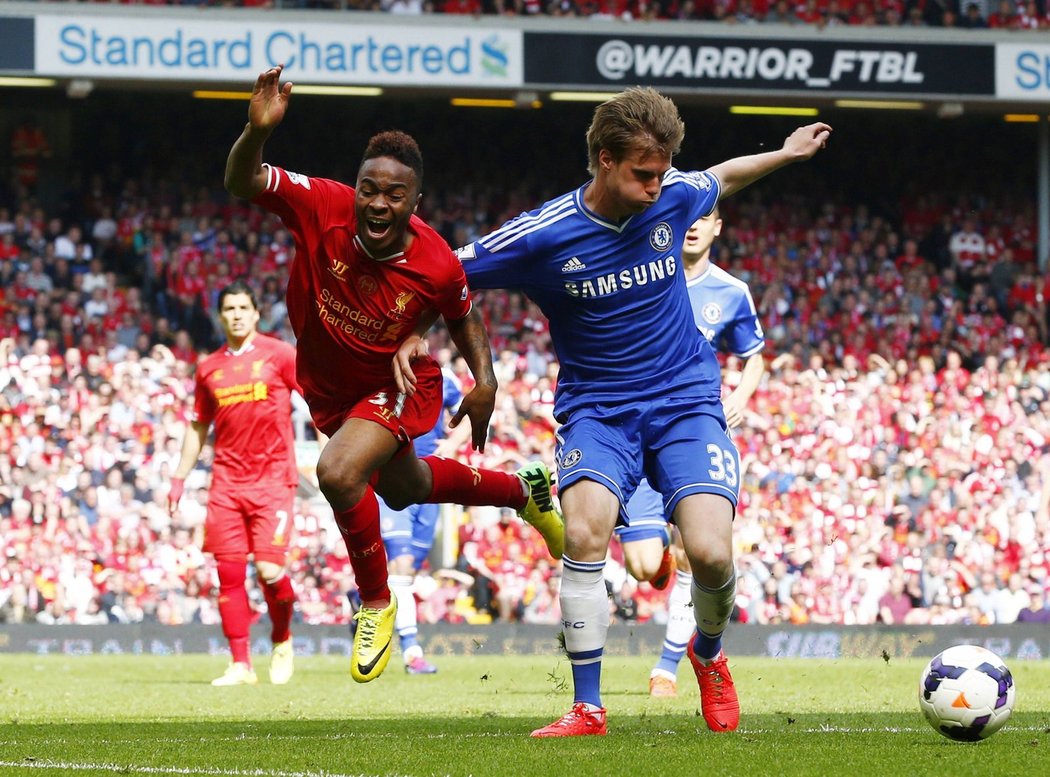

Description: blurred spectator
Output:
[985,0,1016,26]
[877,574,913,624]
[1016,587,1050,623]
[969,571,1002,623]
[9,117,51,193]
[957,1,987,26]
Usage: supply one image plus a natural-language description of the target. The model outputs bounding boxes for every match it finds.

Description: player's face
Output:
[218,293,259,344]
[355,156,421,258]
[600,146,671,218]
[683,212,723,258]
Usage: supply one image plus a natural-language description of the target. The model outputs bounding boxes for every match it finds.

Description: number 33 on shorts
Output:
[705,443,739,492]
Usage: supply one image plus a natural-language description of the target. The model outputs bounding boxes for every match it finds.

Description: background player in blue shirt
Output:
[396,88,829,736]
[614,206,767,699]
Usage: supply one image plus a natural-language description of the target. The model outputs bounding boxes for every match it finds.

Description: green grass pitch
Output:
[0,652,1047,777]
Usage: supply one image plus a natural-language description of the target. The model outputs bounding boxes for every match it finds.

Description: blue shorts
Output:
[378,496,440,570]
[556,395,739,525]
[614,479,671,544]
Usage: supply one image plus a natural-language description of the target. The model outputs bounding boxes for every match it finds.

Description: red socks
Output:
[329,460,524,607]
[333,487,391,603]
[260,572,295,645]
[422,456,526,510]
[216,559,252,665]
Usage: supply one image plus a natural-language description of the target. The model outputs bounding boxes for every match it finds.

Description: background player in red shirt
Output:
[168,280,300,687]
[223,65,563,684]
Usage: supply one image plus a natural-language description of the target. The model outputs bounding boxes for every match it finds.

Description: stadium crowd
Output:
[34,0,1050,29]
[2,109,1050,634]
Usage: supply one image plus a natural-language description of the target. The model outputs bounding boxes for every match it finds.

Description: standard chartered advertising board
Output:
[32,15,524,86]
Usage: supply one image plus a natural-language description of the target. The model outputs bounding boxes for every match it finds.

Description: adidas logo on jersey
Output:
[561,257,587,273]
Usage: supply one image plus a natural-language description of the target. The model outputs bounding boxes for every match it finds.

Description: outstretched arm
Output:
[224,64,294,200]
[444,307,498,452]
[709,123,832,200]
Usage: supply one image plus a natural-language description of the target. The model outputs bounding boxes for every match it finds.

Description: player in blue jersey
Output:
[612,206,767,698]
[375,368,463,675]
[395,88,829,736]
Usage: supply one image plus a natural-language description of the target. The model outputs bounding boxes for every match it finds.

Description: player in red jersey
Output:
[169,280,299,687]
[223,65,563,684]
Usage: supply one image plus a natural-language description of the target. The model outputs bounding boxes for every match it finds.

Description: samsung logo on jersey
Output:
[564,256,677,298]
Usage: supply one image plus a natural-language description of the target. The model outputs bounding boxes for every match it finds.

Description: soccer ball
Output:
[918,644,1015,741]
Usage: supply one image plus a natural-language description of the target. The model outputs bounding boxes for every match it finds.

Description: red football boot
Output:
[687,642,740,732]
[531,703,608,737]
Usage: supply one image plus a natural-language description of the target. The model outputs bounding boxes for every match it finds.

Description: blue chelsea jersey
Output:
[687,264,765,359]
[458,168,723,419]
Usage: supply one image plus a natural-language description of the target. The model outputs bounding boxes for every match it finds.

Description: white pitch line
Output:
[1,722,1044,766]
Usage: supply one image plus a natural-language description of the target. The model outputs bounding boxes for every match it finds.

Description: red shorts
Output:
[307,368,442,442]
[202,485,296,565]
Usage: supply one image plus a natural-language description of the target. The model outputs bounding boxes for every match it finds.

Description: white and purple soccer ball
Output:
[919,644,1016,741]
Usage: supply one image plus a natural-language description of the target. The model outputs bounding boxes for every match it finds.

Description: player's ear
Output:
[414,192,422,213]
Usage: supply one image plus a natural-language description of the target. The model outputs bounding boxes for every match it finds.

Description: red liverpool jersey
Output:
[254,165,471,406]
[191,333,299,490]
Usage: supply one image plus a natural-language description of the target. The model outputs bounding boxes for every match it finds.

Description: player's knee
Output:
[388,555,415,577]
[255,560,284,582]
[564,522,607,562]
[687,543,733,582]
[316,458,367,507]
[623,547,660,581]
[623,558,642,581]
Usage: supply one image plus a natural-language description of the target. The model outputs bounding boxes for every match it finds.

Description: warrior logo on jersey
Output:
[328,260,350,282]
[701,302,722,325]
[287,171,311,190]
[560,448,582,468]
[358,275,378,296]
[650,222,673,252]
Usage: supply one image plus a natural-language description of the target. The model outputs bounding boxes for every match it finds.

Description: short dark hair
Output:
[217,279,258,311]
[361,130,424,188]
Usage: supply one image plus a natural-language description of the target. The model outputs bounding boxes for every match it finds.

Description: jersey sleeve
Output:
[435,250,473,321]
[723,286,766,358]
[666,168,722,223]
[454,210,537,291]
[253,165,341,251]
